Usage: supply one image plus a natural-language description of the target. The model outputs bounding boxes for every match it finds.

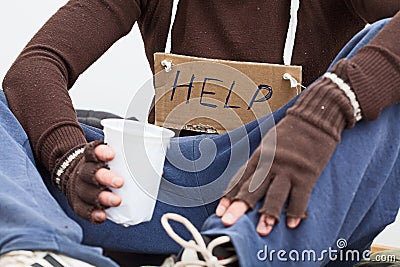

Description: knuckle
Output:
[95,145,113,159]
[95,168,107,179]
[95,166,110,180]
[98,191,112,206]
[220,197,231,206]
[95,144,107,155]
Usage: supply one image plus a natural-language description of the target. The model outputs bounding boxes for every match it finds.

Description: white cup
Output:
[101,119,175,226]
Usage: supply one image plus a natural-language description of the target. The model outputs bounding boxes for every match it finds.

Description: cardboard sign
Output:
[154,53,302,134]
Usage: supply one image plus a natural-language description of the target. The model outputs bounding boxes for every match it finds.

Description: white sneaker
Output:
[0,251,95,267]
[156,213,238,267]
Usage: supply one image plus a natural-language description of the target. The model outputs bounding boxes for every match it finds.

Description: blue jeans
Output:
[201,19,400,267]
[0,18,398,266]
[0,96,118,266]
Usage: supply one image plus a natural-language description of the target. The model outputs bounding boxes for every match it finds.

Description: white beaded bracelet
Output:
[54,147,85,189]
[323,72,362,121]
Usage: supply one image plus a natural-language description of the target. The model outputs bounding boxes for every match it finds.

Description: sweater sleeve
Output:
[331,11,400,121]
[345,0,400,23]
[2,0,144,172]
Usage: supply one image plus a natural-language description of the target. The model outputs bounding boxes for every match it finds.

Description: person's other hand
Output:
[216,75,356,236]
[52,140,124,223]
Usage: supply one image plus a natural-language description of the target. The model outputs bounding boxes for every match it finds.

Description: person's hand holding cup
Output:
[51,140,125,224]
[90,144,125,222]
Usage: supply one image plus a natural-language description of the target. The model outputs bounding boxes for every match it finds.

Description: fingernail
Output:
[94,212,103,221]
[110,196,120,206]
[216,205,226,216]
[105,149,113,158]
[223,213,234,224]
[112,177,123,187]
[287,218,297,228]
[257,222,267,232]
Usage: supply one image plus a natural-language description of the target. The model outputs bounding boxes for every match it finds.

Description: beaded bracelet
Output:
[323,72,362,121]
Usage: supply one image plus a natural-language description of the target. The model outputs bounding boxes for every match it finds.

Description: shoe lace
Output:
[161,213,238,267]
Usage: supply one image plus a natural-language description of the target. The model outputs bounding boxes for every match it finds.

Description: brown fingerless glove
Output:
[52,140,108,223]
[224,75,356,221]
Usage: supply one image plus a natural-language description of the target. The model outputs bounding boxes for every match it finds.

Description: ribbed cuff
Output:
[36,122,87,172]
[345,47,400,121]
[52,144,86,192]
[287,77,356,141]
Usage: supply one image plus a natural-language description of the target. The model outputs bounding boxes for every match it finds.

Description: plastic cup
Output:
[101,119,175,226]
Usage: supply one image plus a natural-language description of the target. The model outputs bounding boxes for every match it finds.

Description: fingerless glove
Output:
[52,140,108,223]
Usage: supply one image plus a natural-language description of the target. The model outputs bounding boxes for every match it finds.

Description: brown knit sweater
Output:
[2,0,400,172]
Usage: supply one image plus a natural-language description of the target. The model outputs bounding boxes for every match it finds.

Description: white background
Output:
[1,0,399,248]
[0,0,153,119]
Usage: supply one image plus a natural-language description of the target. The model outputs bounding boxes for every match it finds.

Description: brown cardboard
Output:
[154,53,302,134]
